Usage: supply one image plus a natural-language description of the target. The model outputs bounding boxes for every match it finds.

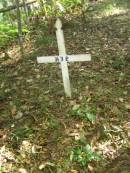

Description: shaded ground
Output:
[0,7,130,173]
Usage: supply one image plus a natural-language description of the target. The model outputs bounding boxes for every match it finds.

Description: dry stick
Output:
[81,0,89,27]
[15,0,24,58]
[0,0,36,13]
[22,0,29,27]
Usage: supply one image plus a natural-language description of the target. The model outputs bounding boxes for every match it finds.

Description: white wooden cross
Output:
[37,18,91,97]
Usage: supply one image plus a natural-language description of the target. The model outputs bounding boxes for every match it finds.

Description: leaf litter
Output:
[0,8,130,173]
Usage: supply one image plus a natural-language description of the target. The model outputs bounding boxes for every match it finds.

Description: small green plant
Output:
[0,167,9,173]
[48,116,60,129]
[71,105,96,123]
[35,35,55,47]
[61,0,81,9]
[70,144,101,166]
[10,126,35,149]
[112,58,126,69]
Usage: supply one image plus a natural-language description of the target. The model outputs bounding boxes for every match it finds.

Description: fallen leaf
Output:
[71,170,78,173]
[125,104,130,110]
[88,164,94,172]
[119,98,124,102]
[111,106,121,115]
[14,111,23,119]
[11,105,17,116]
[18,168,28,173]
[72,104,80,110]
[39,162,55,170]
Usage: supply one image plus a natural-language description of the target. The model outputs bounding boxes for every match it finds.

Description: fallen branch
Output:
[0,0,37,13]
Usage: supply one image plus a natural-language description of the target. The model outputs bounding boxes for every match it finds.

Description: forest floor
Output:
[0,4,130,173]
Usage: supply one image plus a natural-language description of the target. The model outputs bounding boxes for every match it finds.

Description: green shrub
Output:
[70,144,101,166]
[70,104,96,123]
[0,23,28,48]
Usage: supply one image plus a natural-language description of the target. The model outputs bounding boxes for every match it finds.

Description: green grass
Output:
[10,126,35,149]
[87,0,130,17]
[0,23,28,48]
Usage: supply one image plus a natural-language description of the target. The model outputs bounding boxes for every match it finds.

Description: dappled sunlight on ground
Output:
[94,7,128,19]
[0,2,130,173]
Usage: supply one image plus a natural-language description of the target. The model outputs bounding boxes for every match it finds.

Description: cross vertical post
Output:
[55,18,71,97]
[37,19,91,97]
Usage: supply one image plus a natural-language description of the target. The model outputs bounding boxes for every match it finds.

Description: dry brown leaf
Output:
[11,105,17,116]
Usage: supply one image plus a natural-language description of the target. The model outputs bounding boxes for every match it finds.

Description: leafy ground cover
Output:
[0,1,130,173]
[0,23,28,50]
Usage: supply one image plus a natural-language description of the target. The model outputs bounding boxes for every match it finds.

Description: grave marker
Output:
[37,18,91,97]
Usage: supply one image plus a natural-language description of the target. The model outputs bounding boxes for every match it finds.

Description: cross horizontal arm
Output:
[67,54,91,62]
[37,56,58,63]
[37,54,91,63]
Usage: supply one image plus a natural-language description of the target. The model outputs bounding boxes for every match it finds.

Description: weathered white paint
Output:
[37,54,91,63]
[37,18,91,97]
[55,18,71,97]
